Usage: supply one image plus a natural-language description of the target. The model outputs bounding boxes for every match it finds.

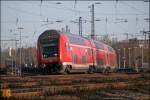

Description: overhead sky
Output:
[1,0,149,49]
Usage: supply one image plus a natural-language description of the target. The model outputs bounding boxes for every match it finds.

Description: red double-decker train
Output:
[37,29,117,74]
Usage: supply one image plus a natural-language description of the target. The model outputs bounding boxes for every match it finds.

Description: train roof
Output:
[38,29,115,52]
[39,29,98,43]
[38,29,59,39]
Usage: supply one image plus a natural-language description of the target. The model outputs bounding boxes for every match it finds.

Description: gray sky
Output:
[1,1,149,49]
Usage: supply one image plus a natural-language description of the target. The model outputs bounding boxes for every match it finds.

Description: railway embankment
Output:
[0,73,149,100]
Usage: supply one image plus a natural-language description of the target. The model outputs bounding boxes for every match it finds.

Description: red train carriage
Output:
[94,41,108,72]
[37,29,117,73]
[61,33,95,73]
[106,46,117,70]
[93,41,117,72]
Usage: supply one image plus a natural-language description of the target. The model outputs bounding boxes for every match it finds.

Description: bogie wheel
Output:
[88,66,94,74]
[65,66,71,74]
[103,67,111,74]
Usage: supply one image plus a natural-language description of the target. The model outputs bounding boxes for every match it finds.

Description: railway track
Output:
[0,73,150,100]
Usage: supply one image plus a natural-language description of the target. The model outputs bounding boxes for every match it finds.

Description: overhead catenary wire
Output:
[120,1,148,15]
[2,1,149,41]
[7,6,60,21]
[5,2,148,27]
[21,1,149,16]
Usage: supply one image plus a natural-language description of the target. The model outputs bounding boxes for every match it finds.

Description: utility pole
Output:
[17,27,24,76]
[10,29,19,75]
[61,28,65,33]
[118,49,120,69]
[134,47,138,69]
[9,47,13,75]
[142,46,143,68]
[140,29,146,47]
[79,17,81,36]
[128,48,131,67]
[123,48,126,69]
[79,17,82,36]
[141,30,149,47]
[91,4,95,40]
[148,31,150,70]
[14,34,18,75]
[66,25,68,33]
[139,44,143,68]
[105,17,108,35]
[124,33,129,40]
[143,31,146,46]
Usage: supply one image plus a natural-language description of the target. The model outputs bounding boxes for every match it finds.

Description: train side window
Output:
[87,49,91,56]
[72,54,77,63]
[96,56,104,66]
[110,60,113,66]
[81,55,87,64]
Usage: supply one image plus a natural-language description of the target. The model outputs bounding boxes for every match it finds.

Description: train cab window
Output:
[40,38,59,58]
[42,45,58,58]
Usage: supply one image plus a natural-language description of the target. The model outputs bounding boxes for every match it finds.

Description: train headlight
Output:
[54,53,58,56]
[43,54,46,58]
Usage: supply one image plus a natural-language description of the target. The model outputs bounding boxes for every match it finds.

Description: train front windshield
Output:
[42,40,59,58]
[40,30,59,58]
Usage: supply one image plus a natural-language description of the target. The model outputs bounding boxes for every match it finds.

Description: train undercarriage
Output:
[38,62,116,74]
[4,64,145,76]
